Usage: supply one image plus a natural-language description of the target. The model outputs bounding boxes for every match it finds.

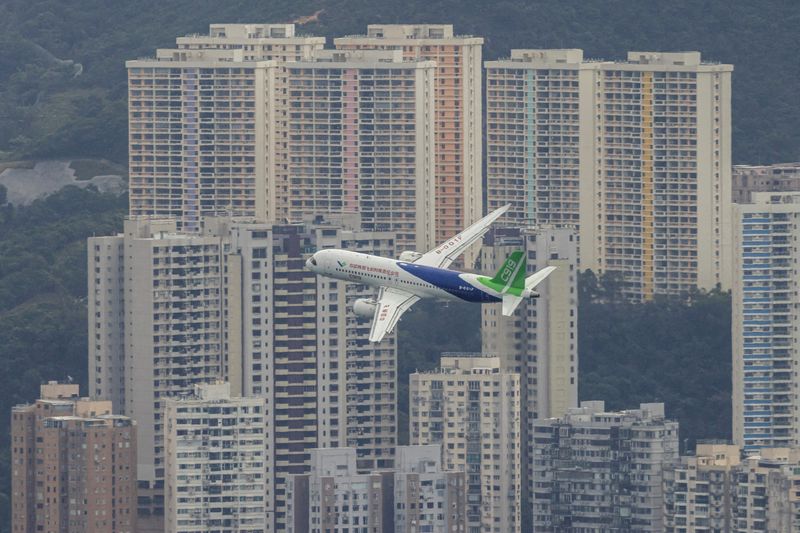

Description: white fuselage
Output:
[305,249,503,304]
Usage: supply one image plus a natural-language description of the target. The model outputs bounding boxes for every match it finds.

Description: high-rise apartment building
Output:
[89,215,397,529]
[480,225,578,528]
[486,49,596,228]
[392,445,467,533]
[532,401,679,532]
[127,24,325,230]
[11,382,137,533]
[732,192,800,453]
[335,24,484,264]
[90,217,228,513]
[174,23,325,225]
[286,445,467,533]
[732,162,800,203]
[410,355,521,533]
[222,215,398,527]
[286,447,393,532]
[164,382,268,533]
[128,28,440,254]
[486,49,733,300]
[734,447,800,532]
[127,50,279,231]
[283,49,436,252]
[175,23,324,62]
[662,443,741,533]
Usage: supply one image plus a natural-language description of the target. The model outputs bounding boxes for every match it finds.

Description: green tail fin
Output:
[490,250,527,291]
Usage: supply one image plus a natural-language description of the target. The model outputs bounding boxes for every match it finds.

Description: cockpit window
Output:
[310,257,317,266]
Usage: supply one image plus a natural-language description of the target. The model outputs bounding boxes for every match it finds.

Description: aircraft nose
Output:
[305,254,318,270]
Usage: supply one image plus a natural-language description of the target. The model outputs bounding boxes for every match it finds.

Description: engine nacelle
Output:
[353,298,378,318]
[398,250,423,263]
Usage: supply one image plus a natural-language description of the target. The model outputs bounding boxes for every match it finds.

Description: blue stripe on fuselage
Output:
[396,262,500,303]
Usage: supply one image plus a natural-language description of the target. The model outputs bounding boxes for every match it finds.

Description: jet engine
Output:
[398,250,423,263]
[353,298,378,318]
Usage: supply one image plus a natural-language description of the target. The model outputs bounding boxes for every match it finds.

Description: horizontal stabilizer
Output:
[525,266,557,290]
[502,294,524,316]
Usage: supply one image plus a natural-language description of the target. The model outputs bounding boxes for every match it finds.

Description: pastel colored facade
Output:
[732,162,800,204]
[127,24,324,230]
[486,49,597,229]
[127,50,279,231]
[486,49,733,300]
[11,383,137,533]
[662,443,741,532]
[174,23,325,223]
[532,401,679,532]
[89,215,398,530]
[335,24,484,265]
[283,49,436,253]
[164,382,268,533]
[732,192,800,453]
[480,225,578,527]
[286,445,466,533]
[410,356,521,533]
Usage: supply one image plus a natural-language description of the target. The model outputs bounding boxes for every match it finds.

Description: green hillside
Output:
[0,187,127,532]
[397,278,732,449]
[1,0,799,164]
[0,190,732,530]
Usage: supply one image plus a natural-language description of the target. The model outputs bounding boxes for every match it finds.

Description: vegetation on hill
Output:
[578,272,732,448]
[0,187,127,532]
[398,272,732,450]
[0,187,733,528]
[1,0,799,164]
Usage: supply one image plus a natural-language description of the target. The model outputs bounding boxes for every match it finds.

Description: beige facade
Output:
[486,49,597,228]
[89,215,397,530]
[283,49,436,253]
[11,383,137,533]
[90,217,228,510]
[127,51,278,231]
[393,445,467,533]
[128,24,324,229]
[480,225,578,526]
[174,23,325,224]
[335,24,483,265]
[164,382,268,533]
[663,443,741,532]
[410,356,521,533]
[486,49,732,300]
[175,23,324,62]
[223,216,398,527]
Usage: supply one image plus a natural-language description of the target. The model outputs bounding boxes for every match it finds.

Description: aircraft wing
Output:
[369,287,420,343]
[414,204,511,270]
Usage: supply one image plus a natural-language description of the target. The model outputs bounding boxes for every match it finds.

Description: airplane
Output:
[304,204,556,342]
